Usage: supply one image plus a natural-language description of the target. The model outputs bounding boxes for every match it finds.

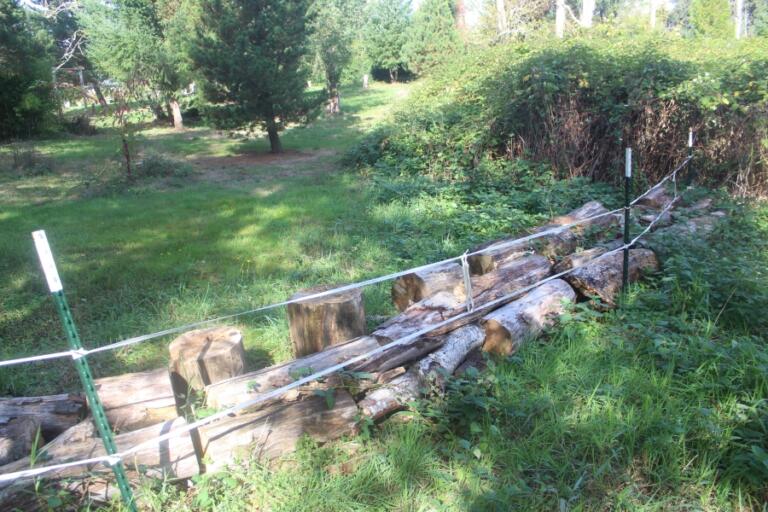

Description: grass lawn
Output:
[2,80,767,511]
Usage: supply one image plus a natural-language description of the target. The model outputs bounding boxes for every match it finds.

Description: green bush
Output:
[349,30,768,195]
[135,152,193,178]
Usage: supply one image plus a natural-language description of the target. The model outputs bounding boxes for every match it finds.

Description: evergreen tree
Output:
[363,0,410,82]
[402,0,459,75]
[190,0,317,153]
[310,0,364,114]
[0,0,54,140]
[690,0,734,37]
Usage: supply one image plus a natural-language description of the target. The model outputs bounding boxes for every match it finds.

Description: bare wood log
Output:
[287,286,367,357]
[636,186,673,209]
[391,262,464,312]
[564,249,659,306]
[205,335,381,410]
[414,324,484,390]
[467,201,616,275]
[358,372,420,421]
[0,394,85,440]
[369,255,552,345]
[482,279,576,355]
[552,240,623,274]
[0,393,358,499]
[169,326,246,398]
[0,417,40,466]
[94,369,177,433]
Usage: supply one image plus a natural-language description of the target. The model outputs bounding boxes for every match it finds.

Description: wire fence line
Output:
[0,156,690,484]
[0,159,689,370]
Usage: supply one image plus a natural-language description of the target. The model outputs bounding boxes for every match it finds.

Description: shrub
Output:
[1,147,54,176]
[134,153,193,178]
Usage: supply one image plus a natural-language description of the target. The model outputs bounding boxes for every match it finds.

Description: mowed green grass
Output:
[0,82,412,394]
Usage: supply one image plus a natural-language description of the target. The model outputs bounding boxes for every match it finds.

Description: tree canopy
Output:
[403,0,460,75]
[363,0,410,81]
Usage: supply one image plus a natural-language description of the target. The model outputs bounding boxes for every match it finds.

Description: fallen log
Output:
[0,394,86,441]
[94,369,177,433]
[205,335,381,410]
[481,279,576,355]
[391,262,464,312]
[287,286,367,357]
[358,324,485,421]
[0,417,40,466]
[0,392,358,499]
[552,240,622,274]
[564,249,659,306]
[466,201,616,275]
[636,186,673,210]
[370,255,552,344]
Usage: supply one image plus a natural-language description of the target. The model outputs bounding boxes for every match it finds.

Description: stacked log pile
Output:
[0,194,726,506]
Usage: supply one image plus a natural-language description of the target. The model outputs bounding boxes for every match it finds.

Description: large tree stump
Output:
[482,279,576,355]
[169,327,246,403]
[287,285,366,357]
[0,417,40,466]
[0,394,85,441]
[94,369,178,432]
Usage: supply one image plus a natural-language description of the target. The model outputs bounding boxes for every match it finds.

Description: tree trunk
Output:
[0,417,40,466]
[580,0,595,28]
[735,0,744,38]
[327,84,341,114]
[0,394,85,441]
[266,120,283,154]
[151,104,169,124]
[481,279,576,355]
[496,0,508,35]
[92,81,108,108]
[367,254,552,349]
[169,327,246,403]
[564,249,659,307]
[556,0,566,38]
[391,262,464,312]
[169,99,184,130]
[121,134,132,180]
[205,335,381,410]
[362,74,369,89]
[649,0,658,29]
[93,369,178,433]
[287,286,367,358]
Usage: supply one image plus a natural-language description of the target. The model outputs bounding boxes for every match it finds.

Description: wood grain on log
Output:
[415,324,484,390]
[205,335,381,410]
[0,394,85,440]
[564,249,659,306]
[358,372,420,421]
[169,326,246,398]
[552,240,622,274]
[370,255,552,344]
[287,285,366,357]
[0,417,40,466]
[482,279,576,355]
[94,369,177,433]
[391,262,464,312]
[549,200,618,234]
[636,186,673,210]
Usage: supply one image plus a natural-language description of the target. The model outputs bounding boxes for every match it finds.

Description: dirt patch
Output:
[192,148,337,171]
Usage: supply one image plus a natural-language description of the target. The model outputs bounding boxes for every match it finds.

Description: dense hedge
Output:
[351,28,768,196]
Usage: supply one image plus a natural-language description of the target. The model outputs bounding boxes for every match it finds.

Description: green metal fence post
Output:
[32,230,137,512]
[622,148,632,292]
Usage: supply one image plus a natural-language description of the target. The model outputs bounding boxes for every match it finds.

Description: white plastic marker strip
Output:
[32,230,63,293]
[625,148,632,178]
[1,202,680,483]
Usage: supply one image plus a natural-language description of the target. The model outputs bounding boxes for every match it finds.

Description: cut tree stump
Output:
[481,279,576,355]
[287,285,367,357]
[205,335,381,410]
[169,326,246,402]
[564,249,659,307]
[0,417,40,466]
[0,394,85,441]
[94,369,177,432]
[391,262,464,312]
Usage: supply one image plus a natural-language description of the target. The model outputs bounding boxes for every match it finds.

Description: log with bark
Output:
[286,285,367,357]
[205,335,381,410]
[94,369,177,433]
[465,201,618,276]
[636,186,674,210]
[391,262,464,312]
[358,324,485,421]
[0,394,86,441]
[369,255,552,345]
[564,249,659,306]
[481,279,576,355]
[552,240,622,274]
[0,417,40,466]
